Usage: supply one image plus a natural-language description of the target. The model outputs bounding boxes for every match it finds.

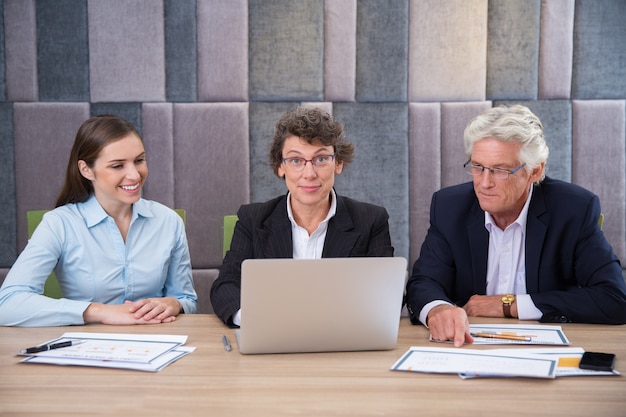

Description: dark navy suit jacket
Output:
[210,193,394,325]
[406,177,626,325]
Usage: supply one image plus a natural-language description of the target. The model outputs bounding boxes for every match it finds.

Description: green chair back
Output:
[598,213,604,231]
[27,208,187,299]
[27,210,63,299]
[223,215,238,258]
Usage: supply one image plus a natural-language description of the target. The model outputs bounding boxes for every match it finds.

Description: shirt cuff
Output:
[516,294,542,320]
[419,300,454,327]
[232,309,242,326]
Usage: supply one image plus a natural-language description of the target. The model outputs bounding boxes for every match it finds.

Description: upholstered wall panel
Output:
[88,0,165,102]
[538,0,574,99]
[13,103,90,251]
[440,101,492,188]
[333,103,409,260]
[173,103,250,268]
[165,0,197,102]
[572,100,626,261]
[324,0,356,102]
[249,0,323,101]
[36,0,89,101]
[142,103,175,208]
[0,103,15,265]
[197,0,248,102]
[2,1,626,280]
[409,0,487,102]
[356,0,408,102]
[572,0,626,99]
[487,0,540,100]
[0,0,6,101]
[408,102,440,264]
[4,0,37,101]
[90,103,142,134]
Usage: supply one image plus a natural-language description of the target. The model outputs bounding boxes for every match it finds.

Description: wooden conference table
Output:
[0,315,624,417]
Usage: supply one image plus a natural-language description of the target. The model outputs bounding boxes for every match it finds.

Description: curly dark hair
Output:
[268,107,355,176]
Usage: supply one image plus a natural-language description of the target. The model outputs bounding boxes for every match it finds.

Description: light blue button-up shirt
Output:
[0,195,197,326]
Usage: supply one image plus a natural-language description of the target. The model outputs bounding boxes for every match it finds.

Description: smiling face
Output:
[78,133,148,213]
[277,136,343,217]
[470,137,543,229]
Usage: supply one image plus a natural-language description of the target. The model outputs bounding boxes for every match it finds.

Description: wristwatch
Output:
[501,294,516,318]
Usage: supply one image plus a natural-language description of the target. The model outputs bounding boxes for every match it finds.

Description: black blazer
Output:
[406,177,626,325]
[210,193,394,325]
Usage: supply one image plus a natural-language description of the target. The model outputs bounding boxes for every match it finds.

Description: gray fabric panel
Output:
[486,0,540,100]
[173,103,249,269]
[192,268,219,314]
[4,0,37,101]
[0,103,16,266]
[90,103,142,136]
[165,0,197,102]
[495,100,572,182]
[572,0,626,99]
[572,100,625,262]
[88,0,165,102]
[324,0,356,102]
[440,101,492,188]
[355,0,408,102]
[142,103,175,208]
[408,102,440,266]
[249,102,295,203]
[0,269,8,286]
[0,0,6,101]
[36,0,89,101]
[13,103,90,251]
[333,102,409,261]
[249,0,323,101]
[197,0,248,101]
[538,0,574,99]
[409,0,487,102]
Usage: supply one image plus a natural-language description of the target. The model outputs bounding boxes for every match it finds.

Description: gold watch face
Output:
[501,294,515,305]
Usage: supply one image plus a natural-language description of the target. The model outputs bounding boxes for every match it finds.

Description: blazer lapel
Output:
[257,197,293,258]
[525,183,548,294]
[322,196,360,257]
[468,199,489,294]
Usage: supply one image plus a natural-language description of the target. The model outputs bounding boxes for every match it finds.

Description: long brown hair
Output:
[55,115,142,207]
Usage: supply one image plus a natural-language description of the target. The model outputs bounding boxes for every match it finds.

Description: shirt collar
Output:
[286,188,337,228]
[485,184,534,232]
[82,194,151,228]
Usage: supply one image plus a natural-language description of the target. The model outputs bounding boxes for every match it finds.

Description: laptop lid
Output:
[236,257,407,354]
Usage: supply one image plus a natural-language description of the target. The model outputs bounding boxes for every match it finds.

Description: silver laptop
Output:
[236,257,407,354]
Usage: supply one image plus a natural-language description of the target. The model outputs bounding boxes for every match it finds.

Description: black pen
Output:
[222,335,232,352]
[20,340,76,354]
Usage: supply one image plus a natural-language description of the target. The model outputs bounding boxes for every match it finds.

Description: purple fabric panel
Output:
[197,0,248,101]
[192,269,220,314]
[14,102,90,250]
[324,0,356,102]
[538,0,574,99]
[301,101,333,115]
[409,103,440,265]
[88,0,165,102]
[141,103,175,208]
[173,103,250,269]
[4,0,37,101]
[572,100,626,262]
[440,101,492,188]
[409,0,487,102]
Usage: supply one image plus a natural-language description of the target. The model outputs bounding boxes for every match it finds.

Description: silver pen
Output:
[222,335,232,352]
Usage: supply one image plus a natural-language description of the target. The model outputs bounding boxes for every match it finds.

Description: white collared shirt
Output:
[484,185,542,320]
[287,189,337,259]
